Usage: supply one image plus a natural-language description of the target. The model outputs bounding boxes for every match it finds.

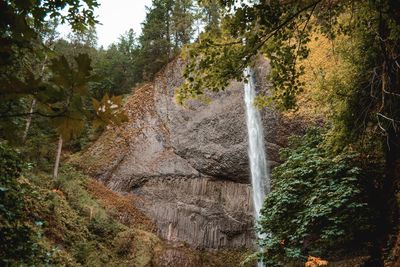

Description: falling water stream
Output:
[243,67,270,267]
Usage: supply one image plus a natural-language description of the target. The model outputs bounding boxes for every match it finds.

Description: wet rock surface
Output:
[76,58,304,249]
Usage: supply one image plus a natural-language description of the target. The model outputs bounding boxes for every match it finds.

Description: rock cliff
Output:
[75,58,303,250]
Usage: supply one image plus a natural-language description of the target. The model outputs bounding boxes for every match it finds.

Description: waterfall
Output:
[243,67,270,267]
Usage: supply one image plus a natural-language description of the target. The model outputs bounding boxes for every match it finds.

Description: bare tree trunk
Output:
[21,99,36,143]
[53,135,63,180]
[22,54,48,143]
[365,4,400,265]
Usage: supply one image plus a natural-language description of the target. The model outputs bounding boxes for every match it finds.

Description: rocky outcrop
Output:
[135,177,254,248]
[75,57,304,249]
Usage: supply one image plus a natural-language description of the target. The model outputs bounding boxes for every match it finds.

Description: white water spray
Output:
[243,67,270,267]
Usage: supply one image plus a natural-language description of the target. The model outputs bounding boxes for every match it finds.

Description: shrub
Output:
[88,216,120,240]
[259,128,372,266]
[114,229,136,256]
[0,143,43,264]
[73,241,112,265]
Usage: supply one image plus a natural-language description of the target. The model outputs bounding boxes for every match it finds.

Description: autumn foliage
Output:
[305,256,328,267]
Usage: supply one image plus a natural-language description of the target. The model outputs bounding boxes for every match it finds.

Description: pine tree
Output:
[138,0,197,80]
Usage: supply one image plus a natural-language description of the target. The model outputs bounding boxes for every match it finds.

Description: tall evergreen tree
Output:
[89,29,141,98]
[171,0,196,48]
[138,0,197,80]
[199,0,221,34]
[138,0,174,80]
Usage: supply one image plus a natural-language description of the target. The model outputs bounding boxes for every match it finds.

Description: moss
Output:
[112,228,161,266]
[72,241,115,266]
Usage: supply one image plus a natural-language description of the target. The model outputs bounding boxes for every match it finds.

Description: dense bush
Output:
[0,144,45,265]
[259,128,373,266]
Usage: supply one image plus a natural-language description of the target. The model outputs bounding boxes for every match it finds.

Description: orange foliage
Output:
[305,256,329,267]
[51,189,64,197]
[86,179,155,232]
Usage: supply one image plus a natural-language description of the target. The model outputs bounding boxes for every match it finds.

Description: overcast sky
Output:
[59,0,153,48]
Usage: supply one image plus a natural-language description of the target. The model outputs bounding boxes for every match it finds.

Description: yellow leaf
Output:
[305,256,328,267]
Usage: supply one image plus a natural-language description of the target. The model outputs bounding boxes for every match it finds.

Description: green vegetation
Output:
[2,0,400,266]
[0,0,101,140]
[0,144,43,264]
[258,129,376,266]
[0,142,163,266]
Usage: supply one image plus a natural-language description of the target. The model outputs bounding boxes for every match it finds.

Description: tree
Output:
[22,19,61,143]
[90,30,141,99]
[47,53,127,179]
[0,0,99,140]
[138,0,198,80]
[138,0,174,80]
[117,29,142,88]
[198,0,221,34]
[171,0,197,48]
[0,1,128,178]
[68,26,98,48]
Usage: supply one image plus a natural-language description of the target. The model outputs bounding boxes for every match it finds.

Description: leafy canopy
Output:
[0,0,99,139]
[0,0,130,144]
[178,0,400,136]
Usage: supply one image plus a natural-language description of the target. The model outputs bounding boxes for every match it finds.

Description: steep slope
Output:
[73,57,304,250]
[2,161,252,266]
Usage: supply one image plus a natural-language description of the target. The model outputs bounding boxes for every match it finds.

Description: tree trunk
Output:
[53,135,63,180]
[365,2,400,265]
[22,54,48,143]
[384,129,400,219]
[21,99,36,143]
[364,108,400,267]
[369,131,400,266]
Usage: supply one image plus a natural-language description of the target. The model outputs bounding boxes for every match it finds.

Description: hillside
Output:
[1,143,252,266]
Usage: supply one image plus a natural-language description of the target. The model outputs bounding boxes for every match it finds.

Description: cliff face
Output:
[75,58,302,250]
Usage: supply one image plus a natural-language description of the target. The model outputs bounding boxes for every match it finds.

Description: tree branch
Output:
[0,109,68,119]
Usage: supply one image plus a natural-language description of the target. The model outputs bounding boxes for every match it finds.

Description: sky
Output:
[59,0,153,48]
